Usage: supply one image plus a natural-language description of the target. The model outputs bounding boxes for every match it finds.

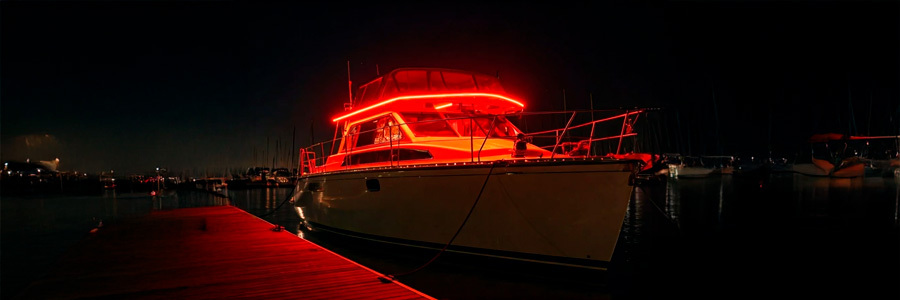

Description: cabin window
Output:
[342,149,434,166]
[380,70,502,98]
[442,72,477,90]
[400,112,457,137]
[474,74,505,92]
[373,115,403,144]
[445,115,518,137]
[357,119,378,147]
[345,114,402,152]
[344,120,377,151]
[393,70,428,93]
[344,125,360,152]
[382,76,398,98]
[429,71,447,91]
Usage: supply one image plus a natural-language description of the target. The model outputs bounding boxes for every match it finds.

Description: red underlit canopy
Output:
[333,68,524,122]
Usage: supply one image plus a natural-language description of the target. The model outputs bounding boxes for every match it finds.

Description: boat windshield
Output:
[399,112,457,137]
[445,114,519,137]
[399,112,519,138]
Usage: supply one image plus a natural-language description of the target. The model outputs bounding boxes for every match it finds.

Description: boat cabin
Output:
[318,68,555,172]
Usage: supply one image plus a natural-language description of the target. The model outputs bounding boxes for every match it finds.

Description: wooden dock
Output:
[13,206,435,299]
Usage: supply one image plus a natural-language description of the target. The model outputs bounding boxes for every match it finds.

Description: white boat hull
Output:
[292,159,636,269]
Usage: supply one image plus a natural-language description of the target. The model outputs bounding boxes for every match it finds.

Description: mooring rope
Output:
[380,161,499,282]
[257,186,297,232]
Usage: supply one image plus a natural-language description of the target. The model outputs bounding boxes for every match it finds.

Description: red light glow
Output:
[434,103,454,110]
[333,93,524,122]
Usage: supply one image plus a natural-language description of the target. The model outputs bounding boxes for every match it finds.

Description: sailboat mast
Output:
[291,126,295,173]
[867,90,873,136]
[712,86,722,155]
[848,82,857,135]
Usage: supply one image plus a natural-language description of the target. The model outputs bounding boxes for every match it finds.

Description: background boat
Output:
[792,133,899,178]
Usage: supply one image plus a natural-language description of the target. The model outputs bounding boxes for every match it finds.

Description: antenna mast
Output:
[345,61,353,111]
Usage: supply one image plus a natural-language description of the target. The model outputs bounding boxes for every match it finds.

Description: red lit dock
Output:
[13,206,435,299]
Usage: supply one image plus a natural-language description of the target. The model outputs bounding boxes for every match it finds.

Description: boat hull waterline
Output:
[292,159,637,270]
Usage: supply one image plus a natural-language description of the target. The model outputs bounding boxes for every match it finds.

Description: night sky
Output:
[2,1,897,175]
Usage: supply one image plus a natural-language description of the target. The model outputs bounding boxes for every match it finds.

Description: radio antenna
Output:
[345,60,353,111]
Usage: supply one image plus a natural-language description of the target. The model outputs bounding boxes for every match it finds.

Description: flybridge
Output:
[333,68,525,122]
[297,67,655,176]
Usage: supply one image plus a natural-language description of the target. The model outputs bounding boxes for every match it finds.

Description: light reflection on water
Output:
[605,173,898,298]
[2,174,899,299]
[0,188,232,300]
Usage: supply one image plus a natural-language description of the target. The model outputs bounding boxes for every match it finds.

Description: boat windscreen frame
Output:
[396,112,522,139]
[339,112,411,154]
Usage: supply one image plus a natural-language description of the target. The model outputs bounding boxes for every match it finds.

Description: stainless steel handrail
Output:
[298,108,652,174]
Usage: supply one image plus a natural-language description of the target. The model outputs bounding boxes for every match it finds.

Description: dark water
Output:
[2,174,898,299]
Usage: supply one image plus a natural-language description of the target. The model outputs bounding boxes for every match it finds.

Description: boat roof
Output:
[333,68,524,122]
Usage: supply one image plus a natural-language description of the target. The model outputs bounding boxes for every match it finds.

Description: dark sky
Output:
[2,1,898,175]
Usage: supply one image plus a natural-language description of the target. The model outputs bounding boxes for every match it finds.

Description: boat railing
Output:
[298,138,342,175]
[298,108,654,175]
[520,108,647,157]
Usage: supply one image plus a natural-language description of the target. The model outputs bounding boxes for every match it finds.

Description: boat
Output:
[270,168,296,187]
[226,167,287,189]
[195,177,227,191]
[731,155,769,178]
[290,67,650,270]
[37,158,60,173]
[663,154,733,178]
[792,133,899,178]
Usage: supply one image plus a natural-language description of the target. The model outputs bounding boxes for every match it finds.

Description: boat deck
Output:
[13,205,434,300]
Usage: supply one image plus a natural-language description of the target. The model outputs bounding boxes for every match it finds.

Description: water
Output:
[0,189,231,300]
[2,174,898,299]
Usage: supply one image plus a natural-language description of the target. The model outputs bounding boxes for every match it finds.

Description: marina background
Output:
[2,1,897,176]
[2,1,898,299]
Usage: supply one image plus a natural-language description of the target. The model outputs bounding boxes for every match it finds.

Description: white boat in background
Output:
[290,67,652,270]
[37,158,60,173]
[792,133,899,178]
[665,155,733,178]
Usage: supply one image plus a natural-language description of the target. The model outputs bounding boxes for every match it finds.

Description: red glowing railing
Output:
[298,108,654,175]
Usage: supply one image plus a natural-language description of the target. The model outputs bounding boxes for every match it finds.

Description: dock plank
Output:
[13,206,434,300]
